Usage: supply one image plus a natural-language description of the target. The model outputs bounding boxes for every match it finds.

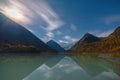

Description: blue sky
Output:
[0,0,120,44]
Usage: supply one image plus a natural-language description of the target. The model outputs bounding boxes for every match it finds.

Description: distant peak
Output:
[85,33,92,35]
[49,40,55,42]
[84,33,96,37]
[47,40,56,43]
[47,40,65,52]
[117,26,120,28]
[110,26,120,36]
[115,26,120,31]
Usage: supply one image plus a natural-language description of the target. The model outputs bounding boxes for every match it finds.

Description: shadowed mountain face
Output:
[0,13,55,53]
[47,40,65,52]
[71,26,120,56]
[70,33,102,51]
[110,27,120,36]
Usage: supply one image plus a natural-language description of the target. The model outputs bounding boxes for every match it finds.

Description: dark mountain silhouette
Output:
[70,33,102,51]
[47,40,65,52]
[109,26,120,36]
[71,26,120,57]
[0,13,56,53]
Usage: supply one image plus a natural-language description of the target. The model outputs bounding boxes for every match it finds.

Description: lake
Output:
[0,53,120,80]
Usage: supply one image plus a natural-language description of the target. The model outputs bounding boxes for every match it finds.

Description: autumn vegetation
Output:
[0,42,40,53]
[75,27,120,57]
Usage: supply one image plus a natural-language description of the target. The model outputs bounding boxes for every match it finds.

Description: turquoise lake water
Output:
[0,53,120,80]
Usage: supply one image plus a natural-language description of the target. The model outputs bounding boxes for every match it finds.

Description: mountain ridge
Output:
[70,33,102,51]
[0,12,56,53]
[47,40,65,52]
[70,26,120,57]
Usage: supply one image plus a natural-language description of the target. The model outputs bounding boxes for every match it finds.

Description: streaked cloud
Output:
[58,40,69,44]
[64,35,79,42]
[90,29,114,37]
[0,0,64,31]
[41,32,54,42]
[70,24,77,31]
[41,36,49,42]
[58,40,74,50]
[56,31,63,35]
[104,15,120,25]
[97,30,113,37]
[46,32,54,38]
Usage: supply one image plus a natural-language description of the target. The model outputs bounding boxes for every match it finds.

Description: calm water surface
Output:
[0,53,120,80]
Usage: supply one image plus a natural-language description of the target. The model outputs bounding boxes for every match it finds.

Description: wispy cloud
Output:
[41,36,49,42]
[97,30,113,37]
[104,15,120,25]
[56,30,63,35]
[58,40,69,44]
[58,40,74,50]
[64,35,79,42]
[46,32,54,38]
[41,32,54,42]
[0,0,64,31]
[70,24,77,31]
[90,30,114,37]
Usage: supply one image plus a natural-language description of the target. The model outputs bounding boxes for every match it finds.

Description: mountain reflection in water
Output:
[23,56,120,80]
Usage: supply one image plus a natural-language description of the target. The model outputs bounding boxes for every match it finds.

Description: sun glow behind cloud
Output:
[0,0,65,42]
[2,7,25,23]
[0,0,64,31]
[0,0,120,44]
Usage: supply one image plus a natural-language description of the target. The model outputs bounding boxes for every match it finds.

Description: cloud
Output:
[44,71,53,79]
[89,29,114,37]
[58,40,69,44]
[0,0,64,31]
[64,35,79,42]
[41,36,49,42]
[0,0,30,25]
[58,40,74,50]
[0,0,10,6]
[70,24,77,31]
[104,15,120,25]
[41,32,54,42]
[46,32,54,38]
[97,30,113,37]
[56,30,63,35]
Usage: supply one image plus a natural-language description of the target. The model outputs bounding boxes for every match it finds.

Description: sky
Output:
[0,0,120,44]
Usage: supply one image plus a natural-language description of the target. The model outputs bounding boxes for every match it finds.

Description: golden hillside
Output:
[75,27,120,57]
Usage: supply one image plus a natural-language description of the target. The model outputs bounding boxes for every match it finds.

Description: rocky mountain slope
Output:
[70,27,120,57]
[47,40,65,52]
[0,13,56,53]
[70,33,102,51]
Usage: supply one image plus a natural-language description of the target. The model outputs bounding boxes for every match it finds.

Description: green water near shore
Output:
[0,53,119,80]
